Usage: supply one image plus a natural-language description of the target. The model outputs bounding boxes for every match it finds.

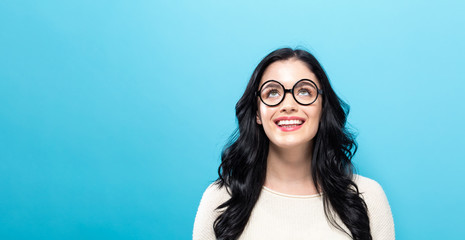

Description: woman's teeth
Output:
[277,120,303,126]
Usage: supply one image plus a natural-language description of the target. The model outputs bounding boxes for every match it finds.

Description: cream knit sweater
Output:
[193,174,395,240]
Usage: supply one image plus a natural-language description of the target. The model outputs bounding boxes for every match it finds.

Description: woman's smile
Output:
[274,116,306,132]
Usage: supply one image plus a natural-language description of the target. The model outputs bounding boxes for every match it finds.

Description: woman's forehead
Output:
[259,59,320,88]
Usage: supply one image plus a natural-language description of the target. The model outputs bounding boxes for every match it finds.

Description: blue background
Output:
[1,0,464,239]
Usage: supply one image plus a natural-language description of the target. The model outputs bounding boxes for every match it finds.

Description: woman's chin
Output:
[270,140,309,149]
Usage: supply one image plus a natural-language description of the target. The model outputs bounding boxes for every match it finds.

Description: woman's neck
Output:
[264,141,320,195]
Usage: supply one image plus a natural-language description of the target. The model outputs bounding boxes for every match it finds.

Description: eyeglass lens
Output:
[260,80,318,106]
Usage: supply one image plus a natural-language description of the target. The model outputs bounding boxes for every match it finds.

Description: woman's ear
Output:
[256,112,262,125]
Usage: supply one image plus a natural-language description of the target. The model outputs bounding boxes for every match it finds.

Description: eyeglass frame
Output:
[255,79,324,107]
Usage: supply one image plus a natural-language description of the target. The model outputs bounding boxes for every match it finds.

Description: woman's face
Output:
[256,58,323,149]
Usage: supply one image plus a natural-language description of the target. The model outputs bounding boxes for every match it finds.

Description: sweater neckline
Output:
[262,186,323,199]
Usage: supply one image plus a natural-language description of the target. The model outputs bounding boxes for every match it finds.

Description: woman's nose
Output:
[279,92,298,113]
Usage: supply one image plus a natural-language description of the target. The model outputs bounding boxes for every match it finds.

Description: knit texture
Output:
[193,174,395,240]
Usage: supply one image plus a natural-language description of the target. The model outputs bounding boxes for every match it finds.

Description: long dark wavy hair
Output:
[214,48,371,240]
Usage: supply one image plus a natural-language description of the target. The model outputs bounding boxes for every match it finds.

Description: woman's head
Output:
[256,58,323,150]
[235,48,343,152]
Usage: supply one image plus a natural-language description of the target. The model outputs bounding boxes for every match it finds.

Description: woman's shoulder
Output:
[193,181,231,240]
[198,181,231,206]
[352,174,383,192]
[352,174,396,239]
[352,174,388,201]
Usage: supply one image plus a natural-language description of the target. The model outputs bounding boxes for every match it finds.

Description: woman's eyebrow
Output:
[263,82,281,86]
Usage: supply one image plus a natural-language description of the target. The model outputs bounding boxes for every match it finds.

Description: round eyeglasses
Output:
[256,79,323,107]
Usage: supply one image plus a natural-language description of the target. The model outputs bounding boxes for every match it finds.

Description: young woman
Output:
[193,48,395,240]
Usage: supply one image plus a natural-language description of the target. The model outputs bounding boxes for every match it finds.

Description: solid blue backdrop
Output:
[1,0,464,239]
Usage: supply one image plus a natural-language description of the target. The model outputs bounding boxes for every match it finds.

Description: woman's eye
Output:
[268,90,280,98]
[298,89,310,96]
